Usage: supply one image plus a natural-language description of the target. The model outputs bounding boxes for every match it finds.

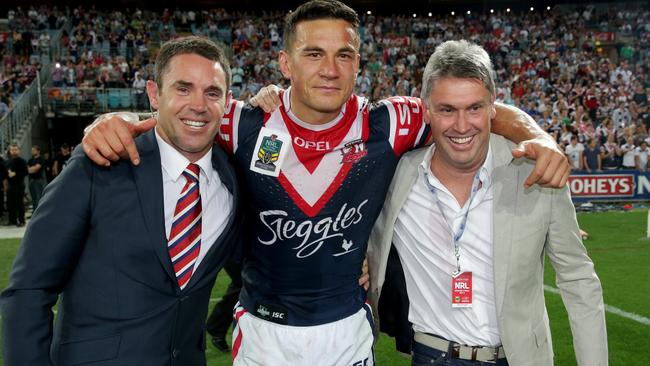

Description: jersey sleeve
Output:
[371,96,431,156]
[217,99,264,154]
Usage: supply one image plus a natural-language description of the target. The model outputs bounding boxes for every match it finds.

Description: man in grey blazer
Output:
[368,40,607,366]
[1,37,242,365]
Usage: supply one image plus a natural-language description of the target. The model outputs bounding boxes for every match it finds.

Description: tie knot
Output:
[183,163,200,183]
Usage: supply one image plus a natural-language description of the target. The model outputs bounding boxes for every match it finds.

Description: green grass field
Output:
[0,210,649,365]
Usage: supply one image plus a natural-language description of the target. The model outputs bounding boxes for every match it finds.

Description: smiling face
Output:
[147,53,228,162]
[279,18,360,125]
[427,77,495,175]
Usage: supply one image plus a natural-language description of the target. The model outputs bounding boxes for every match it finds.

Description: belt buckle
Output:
[483,347,499,364]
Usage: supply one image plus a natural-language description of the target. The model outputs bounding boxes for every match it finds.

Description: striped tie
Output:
[168,163,202,290]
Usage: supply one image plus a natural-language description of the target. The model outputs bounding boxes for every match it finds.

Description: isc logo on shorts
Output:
[255,303,289,325]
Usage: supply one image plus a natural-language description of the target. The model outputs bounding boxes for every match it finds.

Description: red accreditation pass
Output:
[451,271,472,308]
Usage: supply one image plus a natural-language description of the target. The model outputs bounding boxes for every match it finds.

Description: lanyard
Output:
[424,170,482,275]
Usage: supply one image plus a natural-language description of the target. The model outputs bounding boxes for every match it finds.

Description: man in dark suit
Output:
[6,144,28,226]
[1,36,241,365]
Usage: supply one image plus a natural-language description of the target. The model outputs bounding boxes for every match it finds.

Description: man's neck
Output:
[429,154,484,207]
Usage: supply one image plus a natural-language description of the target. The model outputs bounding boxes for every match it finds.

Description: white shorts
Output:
[232,303,375,366]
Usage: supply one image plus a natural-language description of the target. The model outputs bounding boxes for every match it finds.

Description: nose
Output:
[189,91,207,114]
[318,56,339,79]
[454,111,471,133]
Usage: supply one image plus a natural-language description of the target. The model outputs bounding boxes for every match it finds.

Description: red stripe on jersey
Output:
[278,163,353,218]
[279,95,360,174]
[385,96,426,156]
[217,99,239,154]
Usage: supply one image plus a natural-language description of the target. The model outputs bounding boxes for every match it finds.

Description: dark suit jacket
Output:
[1,130,242,366]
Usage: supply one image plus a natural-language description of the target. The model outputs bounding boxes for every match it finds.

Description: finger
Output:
[358,273,370,291]
[132,118,157,135]
[538,153,563,186]
[103,127,129,162]
[87,120,123,162]
[117,123,141,165]
[524,150,551,188]
[82,135,111,166]
[83,144,111,167]
[560,167,571,187]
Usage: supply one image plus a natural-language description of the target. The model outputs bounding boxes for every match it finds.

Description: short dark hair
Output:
[283,0,359,51]
[155,36,231,89]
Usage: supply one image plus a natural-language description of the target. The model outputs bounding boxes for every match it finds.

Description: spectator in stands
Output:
[636,141,650,172]
[620,136,636,169]
[6,144,27,227]
[601,134,621,170]
[583,138,602,173]
[52,143,70,177]
[612,101,632,129]
[27,145,46,211]
[132,71,147,110]
[565,135,585,171]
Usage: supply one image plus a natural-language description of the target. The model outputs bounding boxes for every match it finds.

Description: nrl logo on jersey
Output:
[255,134,282,170]
[340,139,367,164]
[250,127,290,177]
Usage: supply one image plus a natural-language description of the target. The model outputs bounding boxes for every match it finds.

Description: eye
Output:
[206,91,222,99]
[306,52,321,59]
[177,86,189,94]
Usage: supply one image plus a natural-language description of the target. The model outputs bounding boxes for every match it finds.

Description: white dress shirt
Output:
[156,128,233,270]
[393,143,501,347]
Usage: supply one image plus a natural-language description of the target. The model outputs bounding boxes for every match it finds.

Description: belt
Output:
[413,332,506,363]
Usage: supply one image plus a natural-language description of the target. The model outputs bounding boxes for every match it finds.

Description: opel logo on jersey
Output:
[293,136,331,151]
[258,200,369,258]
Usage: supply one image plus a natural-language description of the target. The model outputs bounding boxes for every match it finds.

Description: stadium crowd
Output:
[1,3,650,167]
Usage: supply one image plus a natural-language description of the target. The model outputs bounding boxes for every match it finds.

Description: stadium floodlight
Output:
[506,8,511,13]
[490,9,494,13]
[530,7,534,12]
[451,11,455,15]
[547,6,551,10]
[367,10,371,15]
[467,10,471,15]
[413,13,416,18]
[428,12,432,17]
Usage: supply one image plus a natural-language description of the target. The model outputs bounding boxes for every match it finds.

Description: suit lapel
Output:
[490,135,517,316]
[132,130,177,284]
[389,150,426,223]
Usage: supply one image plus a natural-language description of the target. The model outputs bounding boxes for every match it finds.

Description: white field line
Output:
[544,285,650,326]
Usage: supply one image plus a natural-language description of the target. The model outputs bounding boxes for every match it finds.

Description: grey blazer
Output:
[368,134,608,366]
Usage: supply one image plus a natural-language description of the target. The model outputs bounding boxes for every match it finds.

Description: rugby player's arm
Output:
[492,102,570,188]
[82,112,156,166]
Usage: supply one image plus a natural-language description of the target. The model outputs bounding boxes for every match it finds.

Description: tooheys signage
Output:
[567,170,650,202]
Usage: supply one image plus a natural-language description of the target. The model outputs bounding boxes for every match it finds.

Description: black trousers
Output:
[206,260,242,337]
[7,185,25,225]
